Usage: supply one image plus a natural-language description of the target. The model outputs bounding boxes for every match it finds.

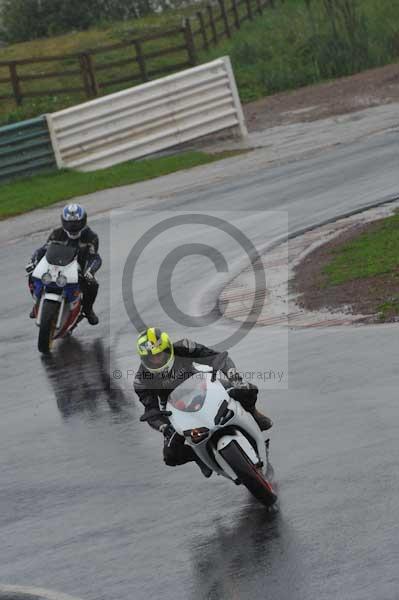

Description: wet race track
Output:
[1,133,399,600]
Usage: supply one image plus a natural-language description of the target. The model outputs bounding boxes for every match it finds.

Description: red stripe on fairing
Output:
[55,302,81,339]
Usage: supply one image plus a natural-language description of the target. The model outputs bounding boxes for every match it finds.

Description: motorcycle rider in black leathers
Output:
[27,204,102,325]
[134,327,273,477]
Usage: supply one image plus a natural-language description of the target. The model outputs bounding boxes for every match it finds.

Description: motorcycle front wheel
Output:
[38,300,59,354]
[220,440,277,507]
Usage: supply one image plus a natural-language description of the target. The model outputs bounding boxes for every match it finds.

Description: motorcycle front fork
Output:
[35,295,64,326]
[55,298,65,329]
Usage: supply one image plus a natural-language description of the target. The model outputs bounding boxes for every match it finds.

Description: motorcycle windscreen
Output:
[46,243,76,266]
[169,373,208,412]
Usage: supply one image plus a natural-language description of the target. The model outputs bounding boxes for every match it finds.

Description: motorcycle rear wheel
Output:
[38,300,59,354]
[220,440,277,507]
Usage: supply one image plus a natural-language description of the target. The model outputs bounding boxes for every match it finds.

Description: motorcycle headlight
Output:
[183,427,210,444]
[41,272,52,285]
[56,274,67,288]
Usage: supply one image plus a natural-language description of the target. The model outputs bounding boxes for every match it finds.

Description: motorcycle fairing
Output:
[32,253,79,285]
[168,371,268,481]
[33,278,80,303]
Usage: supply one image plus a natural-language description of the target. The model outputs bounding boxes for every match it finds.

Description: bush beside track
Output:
[207,0,399,102]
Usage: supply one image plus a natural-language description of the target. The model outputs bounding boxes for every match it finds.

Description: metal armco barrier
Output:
[46,57,247,172]
[0,117,56,182]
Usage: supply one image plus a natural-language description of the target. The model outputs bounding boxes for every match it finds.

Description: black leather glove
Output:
[228,381,258,412]
[231,380,258,392]
[84,269,95,282]
[25,262,36,275]
[159,423,175,438]
[226,367,242,383]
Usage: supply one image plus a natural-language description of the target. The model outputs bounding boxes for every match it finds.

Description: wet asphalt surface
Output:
[1,132,399,600]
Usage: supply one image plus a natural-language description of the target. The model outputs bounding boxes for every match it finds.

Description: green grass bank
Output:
[324,213,399,286]
[322,212,399,320]
[0,150,240,219]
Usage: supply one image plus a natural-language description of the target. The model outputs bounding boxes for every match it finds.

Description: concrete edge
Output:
[287,193,399,242]
[216,192,399,323]
[270,192,399,255]
[0,585,83,600]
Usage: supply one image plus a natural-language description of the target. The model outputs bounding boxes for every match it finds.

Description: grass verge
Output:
[320,213,399,320]
[294,211,399,322]
[0,150,241,219]
[323,214,399,286]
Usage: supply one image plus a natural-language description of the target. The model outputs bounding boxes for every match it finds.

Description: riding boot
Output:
[251,409,273,431]
[81,278,99,325]
[85,308,99,326]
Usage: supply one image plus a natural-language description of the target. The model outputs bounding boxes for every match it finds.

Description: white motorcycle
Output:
[145,354,277,508]
[30,242,82,354]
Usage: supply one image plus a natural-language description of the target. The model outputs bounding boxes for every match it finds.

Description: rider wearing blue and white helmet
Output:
[27,204,102,325]
[61,203,87,240]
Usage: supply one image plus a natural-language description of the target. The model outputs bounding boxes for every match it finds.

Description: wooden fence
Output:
[0,0,276,108]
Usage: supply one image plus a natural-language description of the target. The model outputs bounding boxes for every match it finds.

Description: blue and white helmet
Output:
[61,204,87,239]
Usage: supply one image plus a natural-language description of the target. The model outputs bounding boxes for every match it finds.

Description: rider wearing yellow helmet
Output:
[134,327,272,477]
[136,328,175,374]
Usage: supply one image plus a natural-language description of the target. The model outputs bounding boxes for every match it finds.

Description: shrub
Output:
[1,0,93,42]
[0,0,164,42]
[204,0,399,102]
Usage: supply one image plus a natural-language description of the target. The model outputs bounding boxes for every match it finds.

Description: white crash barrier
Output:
[46,57,247,172]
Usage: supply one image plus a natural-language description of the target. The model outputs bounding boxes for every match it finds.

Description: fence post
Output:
[197,11,209,50]
[79,54,91,98]
[183,18,197,66]
[245,0,254,20]
[231,0,240,29]
[79,54,98,98]
[134,40,148,82]
[85,53,99,97]
[9,62,22,106]
[207,4,218,45]
[218,0,231,38]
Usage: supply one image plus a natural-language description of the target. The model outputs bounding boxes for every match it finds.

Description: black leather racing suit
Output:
[134,338,258,467]
[29,226,102,314]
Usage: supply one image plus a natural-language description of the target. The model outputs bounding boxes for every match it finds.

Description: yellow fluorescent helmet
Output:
[137,327,175,374]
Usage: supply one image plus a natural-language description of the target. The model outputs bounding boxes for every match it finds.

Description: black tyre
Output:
[38,301,59,354]
[220,440,277,507]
